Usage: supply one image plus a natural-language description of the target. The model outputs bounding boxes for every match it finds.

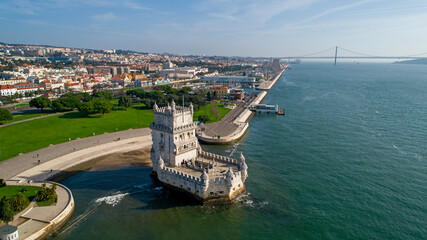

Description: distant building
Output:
[0,77,26,85]
[134,78,152,87]
[230,89,245,100]
[40,80,52,90]
[272,58,281,72]
[209,86,230,97]
[0,85,17,96]
[152,78,170,85]
[201,75,255,87]
[162,60,175,69]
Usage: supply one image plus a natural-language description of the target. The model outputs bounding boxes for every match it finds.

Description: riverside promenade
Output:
[257,67,286,90]
[0,128,152,240]
[196,91,268,144]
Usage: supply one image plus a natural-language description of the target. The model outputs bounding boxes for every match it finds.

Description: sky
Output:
[1,0,427,57]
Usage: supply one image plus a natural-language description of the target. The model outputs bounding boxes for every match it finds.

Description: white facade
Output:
[0,86,17,96]
[201,75,256,84]
[0,225,19,240]
[150,100,248,202]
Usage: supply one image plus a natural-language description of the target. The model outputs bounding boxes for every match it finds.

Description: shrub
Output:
[198,115,210,123]
[0,179,6,188]
[36,183,57,202]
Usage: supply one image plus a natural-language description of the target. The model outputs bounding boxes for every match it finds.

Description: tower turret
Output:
[201,170,209,191]
[171,99,176,110]
[226,168,234,186]
[159,156,164,169]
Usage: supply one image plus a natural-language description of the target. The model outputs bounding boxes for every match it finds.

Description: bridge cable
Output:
[337,46,379,57]
[293,47,336,58]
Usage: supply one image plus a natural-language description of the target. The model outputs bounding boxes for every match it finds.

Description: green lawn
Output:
[37,198,56,207]
[14,103,30,108]
[193,103,231,123]
[0,103,230,162]
[0,185,41,201]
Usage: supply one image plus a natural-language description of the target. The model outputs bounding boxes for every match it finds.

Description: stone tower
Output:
[150,100,198,171]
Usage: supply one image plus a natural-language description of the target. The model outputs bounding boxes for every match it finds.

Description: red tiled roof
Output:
[0,85,16,90]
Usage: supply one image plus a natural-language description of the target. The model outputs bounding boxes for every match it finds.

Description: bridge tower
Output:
[334,46,338,66]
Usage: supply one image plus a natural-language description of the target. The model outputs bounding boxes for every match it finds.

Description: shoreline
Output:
[48,147,153,183]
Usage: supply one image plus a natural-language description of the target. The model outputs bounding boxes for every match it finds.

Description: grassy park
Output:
[0,185,41,200]
[0,103,230,162]
[193,103,231,123]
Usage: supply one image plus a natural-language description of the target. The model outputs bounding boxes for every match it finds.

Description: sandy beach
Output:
[49,147,152,182]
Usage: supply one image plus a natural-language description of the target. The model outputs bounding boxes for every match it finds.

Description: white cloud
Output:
[123,1,149,10]
[92,12,117,21]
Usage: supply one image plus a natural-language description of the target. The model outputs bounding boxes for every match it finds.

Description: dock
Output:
[248,104,285,115]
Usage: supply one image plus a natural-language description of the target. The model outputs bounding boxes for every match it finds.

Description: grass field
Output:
[193,103,231,123]
[0,103,230,162]
[0,185,56,208]
[0,185,41,201]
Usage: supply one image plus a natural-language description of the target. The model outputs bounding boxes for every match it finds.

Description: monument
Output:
[150,100,248,203]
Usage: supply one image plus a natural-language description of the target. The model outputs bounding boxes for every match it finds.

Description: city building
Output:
[209,86,230,97]
[0,85,17,96]
[150,100,248,203]
[201,75,256,87]
[230,89,245,100]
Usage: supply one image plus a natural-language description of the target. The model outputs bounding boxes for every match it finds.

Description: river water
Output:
[49,62,427,240]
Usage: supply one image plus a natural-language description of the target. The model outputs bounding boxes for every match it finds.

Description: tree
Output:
[9,193,29,212]
[36,183,57,202]
[51,99,66,112]
[60,95,81,110]
[198,115,210,123]
[0,197,14,224]
[29,97,51,111]
[0,179,6,188]
[92,98,112,115]
[210,101,219,120]
[78,101,94,115]
[0,109,13,122]
[118,96,132,110]
[93,91,113,100]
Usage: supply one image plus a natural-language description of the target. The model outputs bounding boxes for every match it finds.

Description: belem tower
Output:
[150,100,248,203]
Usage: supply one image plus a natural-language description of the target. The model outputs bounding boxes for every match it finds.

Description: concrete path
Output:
[0,111,75,128]
[0,128,151,180]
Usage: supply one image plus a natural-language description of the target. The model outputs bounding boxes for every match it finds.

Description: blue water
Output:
[50,62,427,240]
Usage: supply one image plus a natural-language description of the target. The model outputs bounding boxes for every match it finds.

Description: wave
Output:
[95,192,129,207]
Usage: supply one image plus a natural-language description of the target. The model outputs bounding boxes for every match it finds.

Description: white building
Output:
[0,225,19,240]
[150,100,248,203]
[201,75,256,86]
[0,85,17,96]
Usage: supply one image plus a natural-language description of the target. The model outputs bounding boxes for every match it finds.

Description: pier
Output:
[248,104,285,115]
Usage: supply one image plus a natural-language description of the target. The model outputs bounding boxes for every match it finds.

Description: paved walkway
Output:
[0,111,75,128]
[0,128,151,180]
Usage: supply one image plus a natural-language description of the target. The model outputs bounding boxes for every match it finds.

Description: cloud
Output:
[92,12,117,21]
[123,1,149,10]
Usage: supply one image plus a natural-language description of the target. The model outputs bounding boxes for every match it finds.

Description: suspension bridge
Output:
[280,46,427,65]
